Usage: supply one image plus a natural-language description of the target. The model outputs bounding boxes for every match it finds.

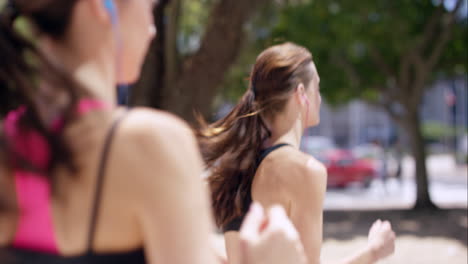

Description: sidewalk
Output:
[212,209,468,264]
[402,154,467,184]
[322,209,467,264]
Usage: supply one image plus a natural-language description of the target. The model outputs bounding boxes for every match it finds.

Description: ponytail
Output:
[0,2,28,115]
[196,89,271,227]
[0,1,83,213]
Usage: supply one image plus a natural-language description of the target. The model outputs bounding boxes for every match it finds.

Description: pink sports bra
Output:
[4,99,109,254]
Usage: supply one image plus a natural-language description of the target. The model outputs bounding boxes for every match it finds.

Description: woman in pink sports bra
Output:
[0,0,307,264]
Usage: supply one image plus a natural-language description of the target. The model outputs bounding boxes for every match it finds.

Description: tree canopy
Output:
[268,0,467,105]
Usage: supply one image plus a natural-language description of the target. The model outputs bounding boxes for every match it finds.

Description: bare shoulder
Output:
[121,107,193,143]
[111,107,200,182]
[255,147,328,213]
[295,151,326,177]
[271,148,327,193]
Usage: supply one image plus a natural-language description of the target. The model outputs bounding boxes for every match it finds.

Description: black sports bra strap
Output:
[223,143,291,233]
[86,110,130,253]
[256,143,290,166]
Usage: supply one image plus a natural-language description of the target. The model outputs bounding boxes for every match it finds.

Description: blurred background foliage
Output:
[1,0,466,209]
[140,0,467,209]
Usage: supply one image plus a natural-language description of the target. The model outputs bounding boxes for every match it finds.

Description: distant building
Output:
[306,76,467,150]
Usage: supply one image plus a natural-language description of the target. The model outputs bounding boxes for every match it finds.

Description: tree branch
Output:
[162,0,269,121]
[367,99,403,126]
[331,53,361,87]
[416,1,446,52]
[411,0,463,106]
[371,96,406,127]
[369,46,396,79]
[426,0,463,69]
[398,50,412,91]
[373,83,392,104]
[398,48,425,92]
[366,46,411,106]
[399,0,444,99]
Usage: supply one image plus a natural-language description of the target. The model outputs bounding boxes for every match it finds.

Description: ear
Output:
[296,83,307,104]
[88,0,114,25]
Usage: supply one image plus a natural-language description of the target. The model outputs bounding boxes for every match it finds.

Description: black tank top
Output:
[2,110,147,264]
[222,143,290,233]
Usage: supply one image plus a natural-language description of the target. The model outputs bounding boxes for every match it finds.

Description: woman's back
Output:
[224,146,327,264]
[0,106,219,264]
[0,0,214,260]
[0,107,141,255]
[251,147,325,211]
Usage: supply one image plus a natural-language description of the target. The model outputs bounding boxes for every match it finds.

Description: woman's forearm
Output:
[340,245,377,264]
[321,245,377,264]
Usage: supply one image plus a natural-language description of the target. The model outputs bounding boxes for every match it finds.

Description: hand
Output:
[367,219,396,261]
[238,202,307,264]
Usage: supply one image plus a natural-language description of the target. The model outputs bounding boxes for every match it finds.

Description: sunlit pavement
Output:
[212,233,468,264]
[321,236,467,264]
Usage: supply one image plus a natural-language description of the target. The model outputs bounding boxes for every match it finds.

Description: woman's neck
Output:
[40,37,117,106]
[267,115,304,149]
[73,61,117,104]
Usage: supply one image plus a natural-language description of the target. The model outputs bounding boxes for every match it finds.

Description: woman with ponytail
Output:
[0,1,307,264]
[198,42,396,264]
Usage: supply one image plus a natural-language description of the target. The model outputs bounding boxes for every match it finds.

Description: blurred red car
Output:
[317,149,377,188]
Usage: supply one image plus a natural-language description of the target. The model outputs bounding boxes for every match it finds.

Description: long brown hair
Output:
[196,42,315,227]
[0,0,86,212]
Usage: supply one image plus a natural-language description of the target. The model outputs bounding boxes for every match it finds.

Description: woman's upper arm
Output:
[288,159,327,264]
[125,111,217,264]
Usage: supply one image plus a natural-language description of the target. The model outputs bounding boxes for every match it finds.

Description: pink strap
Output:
[5,99,108,254]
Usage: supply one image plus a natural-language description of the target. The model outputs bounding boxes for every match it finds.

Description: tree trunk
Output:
[404,108,438,210]
[161,0,268,123]
[131,0,171,107]
[131,0,267,123]
[164,0,181,90]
